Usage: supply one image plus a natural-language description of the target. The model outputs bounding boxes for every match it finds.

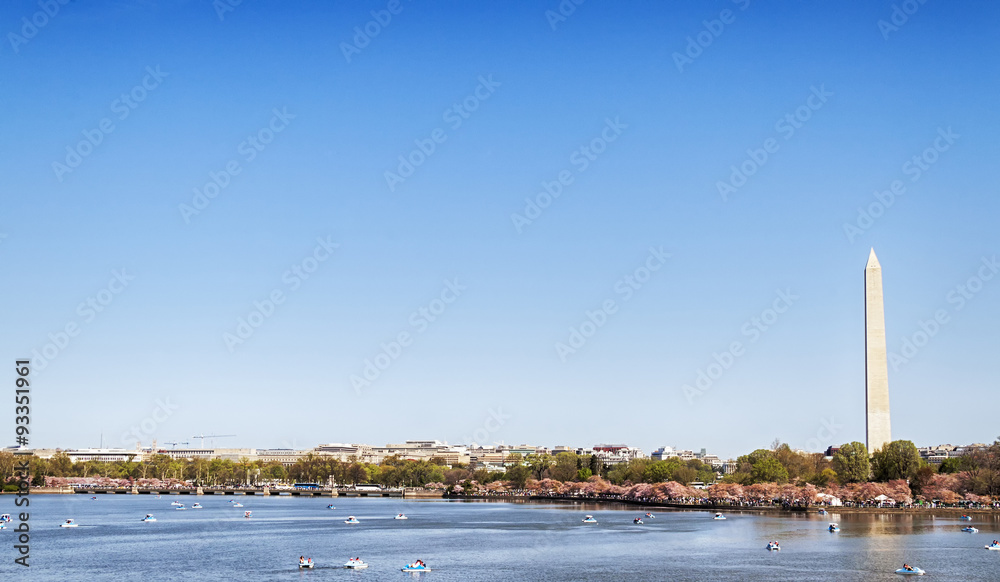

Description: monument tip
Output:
[866,248,880,269]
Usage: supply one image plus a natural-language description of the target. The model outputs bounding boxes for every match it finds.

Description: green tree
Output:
[549,453,578,482]
[937,457,964,473]
[525,454,552,480]
[832,442,870,484]
[871,440,921,482]
[751,457,789,484]
[588,455,602,477]
[505,465,530,489]
[673,466,698,485]
[642,460,674,483]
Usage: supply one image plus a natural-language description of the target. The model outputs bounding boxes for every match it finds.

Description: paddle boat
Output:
[395,513,408,520]
[401,560,429,572]
[141,514,156,522]
[961,526,979,533]
[232,502,244,508]
[985,542,1000,551]
[818,509,828,515]
[582,515,597,523]
[633,517,644,525]
[298,557,314,569]
[90,496,98,500]
[645,512,655,519]
[0,514,11,522]
[344,516,360,524]
[345,558,369,569]
[767,541,781,551]
[60,519,78,528]
[960,515,973,520]
[244,511,252,518]
[895,566,925,575]
[327,504,336,509]
[713,513,726,520]
[175,505,187,510]
[170,501,183,506]
[191,503,202,509]
[0,522,7,530]
[829,523,840,532]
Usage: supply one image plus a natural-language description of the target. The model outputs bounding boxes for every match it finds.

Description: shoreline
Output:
[443,494,1000,516]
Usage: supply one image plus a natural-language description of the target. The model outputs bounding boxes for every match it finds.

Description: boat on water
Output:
[298,558,314,569]
[90,496,97,500]
[345,558,369,569]
[0,522,7,530]
[829,523,840,532]
[645,512,655,518]
[170,501,183,506]
[767,542,781,551]
[0,514,11,522]
[60,519,78,528]
[960,515,973,520]
[191,503,202,509]
[233,503,244,508]
[633,517,644,525]
[395,513,408,520]
[327,504,336,509]
[401,560,429,572]
[895,567,925,575]
[344,516,360,524]
[244,511,252,518]
[985,544,1000,551]
[175,505,187,510]
[141,514,156,522]
[818,509,828,515]
[713,513,726,520]
[582,515,597,523]
[962,527,979,533]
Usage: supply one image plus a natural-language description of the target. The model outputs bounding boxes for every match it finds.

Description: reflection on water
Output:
[8,496,999,581]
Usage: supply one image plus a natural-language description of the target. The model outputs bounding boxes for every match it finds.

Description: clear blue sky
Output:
[3,1,998,458]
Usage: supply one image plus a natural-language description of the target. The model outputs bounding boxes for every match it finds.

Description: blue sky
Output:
[2,0,998,458]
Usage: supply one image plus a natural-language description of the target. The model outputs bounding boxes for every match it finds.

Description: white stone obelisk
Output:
[865,248,891,453]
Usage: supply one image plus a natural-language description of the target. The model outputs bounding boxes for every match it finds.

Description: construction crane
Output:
[192,434,235,448]
[163,441,189,449]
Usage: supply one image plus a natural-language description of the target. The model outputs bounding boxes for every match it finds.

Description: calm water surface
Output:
[4,495,999,581]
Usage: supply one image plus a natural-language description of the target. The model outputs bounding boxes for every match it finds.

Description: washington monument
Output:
[865,248,891,452]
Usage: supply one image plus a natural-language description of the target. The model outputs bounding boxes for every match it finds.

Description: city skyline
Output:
[3,2,998,460]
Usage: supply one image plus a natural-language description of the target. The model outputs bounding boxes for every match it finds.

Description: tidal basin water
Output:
[6,495,1000,581]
